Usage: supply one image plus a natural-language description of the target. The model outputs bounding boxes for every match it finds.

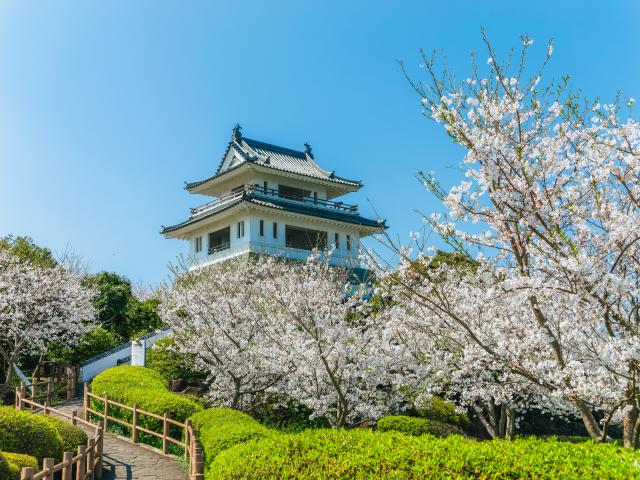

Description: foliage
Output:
[124,297,164,340]
[82,272,131,340]
[376,415,463,437]
[188,408,274,473]
[82,272,164,343]
[48,327,119,365]
[0,451,38,480]
[0,407,64,463]
[39,415,88,452]
[0,235,57,269]
[418,396,469,429]
[251,398,330,432]
[209,429,640,479]
[0,249,95,384]
[91,366,201,451]
[147,337,206,382]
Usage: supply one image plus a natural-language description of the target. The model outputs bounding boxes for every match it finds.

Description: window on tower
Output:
[286,225,327,251]
[209,227,230,254]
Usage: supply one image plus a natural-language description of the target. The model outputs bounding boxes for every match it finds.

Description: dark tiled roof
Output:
[186,131,362,190]
[161,191,385,235]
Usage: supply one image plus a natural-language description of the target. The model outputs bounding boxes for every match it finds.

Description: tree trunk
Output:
[473,400,514,439]
[623,402,639,449]
[574,399,605,440]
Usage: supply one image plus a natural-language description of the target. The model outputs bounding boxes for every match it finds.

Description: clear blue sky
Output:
[1,1,638,285]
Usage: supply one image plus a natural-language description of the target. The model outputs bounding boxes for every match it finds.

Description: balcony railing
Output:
[190,184,359,218]
[208,242,231,255]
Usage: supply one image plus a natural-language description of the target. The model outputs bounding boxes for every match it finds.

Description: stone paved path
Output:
[52,400,186,480]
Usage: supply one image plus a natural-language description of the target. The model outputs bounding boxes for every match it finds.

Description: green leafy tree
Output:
[48,327,119,365]
[125,297,164,340]
[83,272,132,340]
[83,272,164,341]
[0,235,57,268]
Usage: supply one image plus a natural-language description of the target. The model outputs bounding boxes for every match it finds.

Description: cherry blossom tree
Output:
[384,32,640,447]
[161,253,404,427]
[377,254,576,439]
[160,256,295,411]
[0,249,95,385]
[260,252,406,427]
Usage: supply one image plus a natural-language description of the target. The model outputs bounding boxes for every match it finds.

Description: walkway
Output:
[52,400,186,480]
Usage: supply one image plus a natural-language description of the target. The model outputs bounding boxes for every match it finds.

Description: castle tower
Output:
[162,125,385,269]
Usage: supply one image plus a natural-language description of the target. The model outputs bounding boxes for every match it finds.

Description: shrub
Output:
[0,407,64,463]
[188,408,275,477]
[146,337,207,382]
[40,416,88,452]
[0,452,38,480]
[250,398,330,432]
[418,396,469,429]
[377,415,463,437]
[209,429,640,479]
[91,366,202,452]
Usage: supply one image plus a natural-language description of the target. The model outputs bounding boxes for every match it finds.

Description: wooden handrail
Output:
[84,384,202,479]
[16,390,103,480]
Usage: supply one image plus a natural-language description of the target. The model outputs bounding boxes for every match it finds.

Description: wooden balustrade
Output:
[15,389,104,480]
[83,383,203,479]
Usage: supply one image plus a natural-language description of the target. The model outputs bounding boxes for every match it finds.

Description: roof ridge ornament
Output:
[231,123,242,142]
[304,142,313,159]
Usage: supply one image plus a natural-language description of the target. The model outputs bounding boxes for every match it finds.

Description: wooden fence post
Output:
[132,404,138,443]
[76,445,86,480]
[83,383,89,421]
[20,467,34,480]
[96,426,104,479]
[184,420,190,462]
[87,438,95,480]
[162,412,169,454]
[66,365,75,400]
[43,458,54,480]
[15,389,21,411]
[62,451,73,480]
[46,377,53,404]
[103,395,109,433]
[71,409,78,426]
[31,376,36,404]
[191,441,204,480]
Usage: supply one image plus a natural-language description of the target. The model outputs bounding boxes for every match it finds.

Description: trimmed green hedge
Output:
[418,396,469,429]
[91,366,202,452]
[0,407,63,463]
[0,452,39,480]
[147,337,207,382]
[377,415,463,437]
[40,416,88,452]
[188,408,274,477]
[209,429,640,479]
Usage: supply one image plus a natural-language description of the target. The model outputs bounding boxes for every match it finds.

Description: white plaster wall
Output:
[79,331,167,382]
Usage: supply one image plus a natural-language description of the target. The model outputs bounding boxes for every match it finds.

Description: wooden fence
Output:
[83,384,204,480]
[15,389,104,480]
[21,368,77,406]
